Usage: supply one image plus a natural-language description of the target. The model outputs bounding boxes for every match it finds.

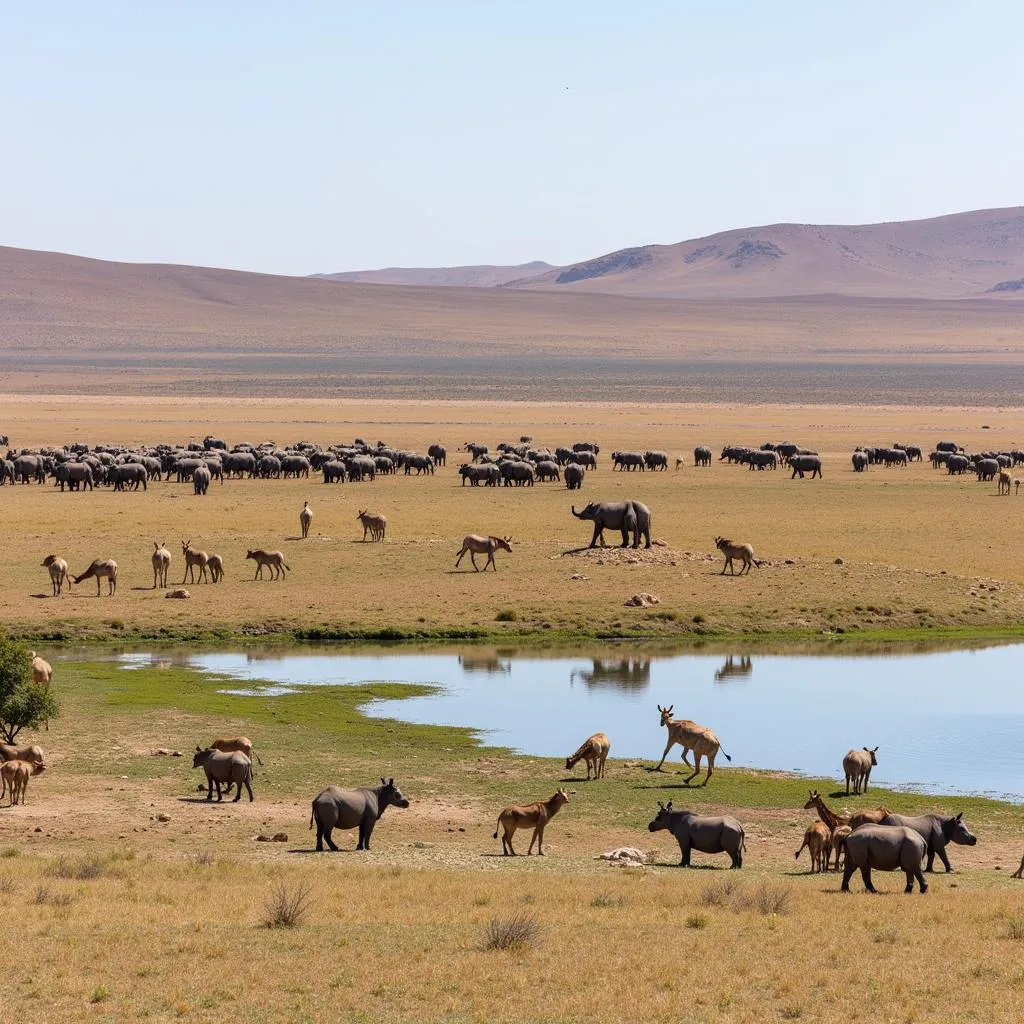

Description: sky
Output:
[2,1,1023,276]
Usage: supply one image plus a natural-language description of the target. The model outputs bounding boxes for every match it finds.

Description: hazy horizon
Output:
[2,1,1023,276]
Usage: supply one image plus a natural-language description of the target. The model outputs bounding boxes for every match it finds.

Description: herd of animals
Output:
[3,429,1022,889]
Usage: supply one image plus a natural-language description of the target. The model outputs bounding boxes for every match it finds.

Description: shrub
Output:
[751,882,792,916]
[0,631,59,742]
[262,881,312,928]
[495,609,517,622]
[482,911,540,951]
[686,913,708,929]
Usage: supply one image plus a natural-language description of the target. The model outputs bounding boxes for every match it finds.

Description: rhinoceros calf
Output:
[841,825,927,894]
[647,802,745,868]
[310,778,409,852]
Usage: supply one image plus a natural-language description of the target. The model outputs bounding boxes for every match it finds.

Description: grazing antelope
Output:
[715,536,759,575]
[181,540,209,584]
[357,510,386,542]
[152,542,171,588]
[300,501,313,538]
[795,821,831,873]
[40,554,69,596]
[73,558,118,596]
[455,534,512,572]
[494,789,570,856]
[654,705,731,785]
[207,553,225,582]
[565,732,610,780]
[246,549,289,580]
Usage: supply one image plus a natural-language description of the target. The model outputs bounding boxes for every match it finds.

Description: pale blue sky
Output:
[2,1,1022,275]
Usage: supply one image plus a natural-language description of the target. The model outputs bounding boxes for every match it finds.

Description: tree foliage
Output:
[0,633,59,742]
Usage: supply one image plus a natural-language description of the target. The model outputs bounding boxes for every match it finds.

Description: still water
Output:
[115,645,1024,800]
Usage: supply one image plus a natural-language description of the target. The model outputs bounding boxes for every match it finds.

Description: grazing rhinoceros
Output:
[879,812,977,872]
[309,778,410,851]
[647,802,745,868]
[571,500,652,549]
[841,824,928,894]
[192,747,254,802]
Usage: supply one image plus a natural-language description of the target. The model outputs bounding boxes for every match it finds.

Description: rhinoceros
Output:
[841,825,928,894]
[192,747,253,802]
[647,802,745,868]
[879,812,977,872]
[309,778,410,852]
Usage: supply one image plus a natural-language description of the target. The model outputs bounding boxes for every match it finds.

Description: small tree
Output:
[0,633,59,742]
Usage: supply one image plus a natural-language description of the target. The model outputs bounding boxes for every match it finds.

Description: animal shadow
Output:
[29,593,52,600]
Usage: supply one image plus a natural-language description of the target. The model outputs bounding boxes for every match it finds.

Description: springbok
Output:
[455,535,512,572]
[565,732,610,780]
[40,554,69,596]
[152,542,171,588]
[73,559,118,596]
[715,536,759,575]
[493,789,570,856]
[181,540,209,584]
[357,510,386,542]
[654,705,731,785]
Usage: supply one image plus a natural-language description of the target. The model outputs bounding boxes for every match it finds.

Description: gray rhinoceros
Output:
[647,802,745,868]
[309,777,410,851]
[879,812,977,872]
[841,825,928,893]
[192,747,254,802]
[571,500,652,549]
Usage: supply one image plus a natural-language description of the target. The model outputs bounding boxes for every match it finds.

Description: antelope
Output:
[72,558,118,596]
[246,549,289,580]
[181,540,209,584]
[0,760,45,806]
[827,825,852,871]
[795,821,831,872]
[41,554,69,596]
[357,510,386,542]
[715,536,759,575]
[152,542,171,588]
[843,746,878,794]
[654,705,731,785]
[455,534,512,572]
[565,732,610,780]
[207,553,225,582]
[1012,852,1024,879]
[28,652,52,687]
[998,469,1013,495]
[300,501,313,538]
[803,789,849,832]
[493,789,570,856]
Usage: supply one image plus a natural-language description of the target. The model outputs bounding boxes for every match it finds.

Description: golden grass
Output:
[3,396,1024,640]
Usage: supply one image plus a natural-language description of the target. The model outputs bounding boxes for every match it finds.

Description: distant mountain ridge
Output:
[314,261,553,288]
[323,208,1024,299]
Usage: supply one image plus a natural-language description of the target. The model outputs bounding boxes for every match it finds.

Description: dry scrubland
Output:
[3,396,1024,642]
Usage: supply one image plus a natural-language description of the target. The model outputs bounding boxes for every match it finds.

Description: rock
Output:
[255,833,288,842]
[599,847,648,865]
[570,573,589,581]
[624,592,660,608]
[834,558,844,565]
[34,826,42,833]
[165,588,191,599]
[151,748,182,757]
[156,813,171,823]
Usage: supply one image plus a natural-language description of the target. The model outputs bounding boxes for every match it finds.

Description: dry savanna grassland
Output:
[3,395,1024,1023]
[3,396,1024,643]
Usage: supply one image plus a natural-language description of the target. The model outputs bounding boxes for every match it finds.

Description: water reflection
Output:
[714,656,753,683]
[571,657,651,690]
[459,653,511,675]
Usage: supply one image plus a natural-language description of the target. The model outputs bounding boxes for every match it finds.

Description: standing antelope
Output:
[654,704,731,785]
[28,652,52,687]
[73,559,118,596]
[494,789,570,856]
[207,553,225,582]
[843,746,878,794]
[300,501,313,538]
[246,549,289,580]
[455,535,512,572]
[152,542,171,588]
[357,510,386,542]
[715,536,759,575]
[41,554,69,596]
[565,732,611,780]
[795,821,831,873]
[181,540,209,584]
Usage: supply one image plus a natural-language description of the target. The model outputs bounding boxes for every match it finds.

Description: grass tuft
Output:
[189,851,216,867]
[495,609,518,622]
[483,911,541,951]
[1005,915,1024,940]
[686,913,708,929]
[90,986,111,1004]
[749,881,793,916]
[590,891,625,908]
[700,878,741,907]
[262,881,312,929]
